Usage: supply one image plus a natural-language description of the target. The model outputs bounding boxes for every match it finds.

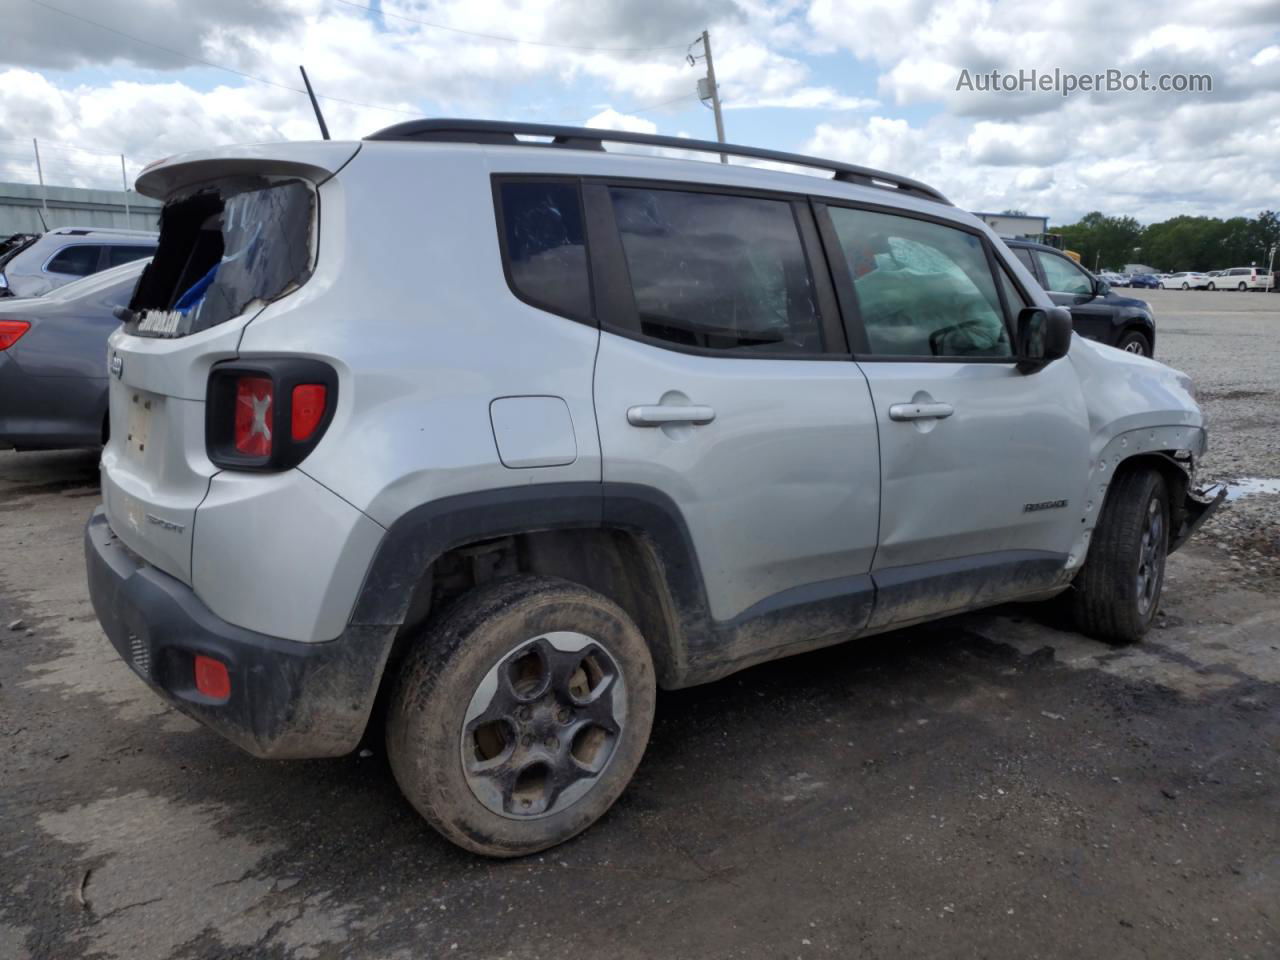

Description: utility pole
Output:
[690,30,726,162]
[32,138,48,223]
[120,155,130,222]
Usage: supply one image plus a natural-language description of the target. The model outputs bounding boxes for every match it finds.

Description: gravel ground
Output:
[1146,288,1280,585]
[0,288,1277,960]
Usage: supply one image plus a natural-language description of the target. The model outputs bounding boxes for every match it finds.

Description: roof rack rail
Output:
[363,118,952,206]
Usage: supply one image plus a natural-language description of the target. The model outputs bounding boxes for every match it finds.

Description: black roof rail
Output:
[363,118,952,206]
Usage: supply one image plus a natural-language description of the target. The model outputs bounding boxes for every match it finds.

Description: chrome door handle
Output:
[626,404,716,427]
[888,401,954,421]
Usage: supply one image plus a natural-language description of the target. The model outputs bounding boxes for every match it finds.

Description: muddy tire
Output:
[386,575,656,858]
[1117,330,1151,356]
[1072,468,1169,643]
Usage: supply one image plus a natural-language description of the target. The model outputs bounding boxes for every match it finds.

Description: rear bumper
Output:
[85,507,395,759]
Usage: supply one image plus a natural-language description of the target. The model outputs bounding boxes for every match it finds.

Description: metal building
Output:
[0,181,161,236]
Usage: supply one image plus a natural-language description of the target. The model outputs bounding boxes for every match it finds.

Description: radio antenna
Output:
[298,65,331,140]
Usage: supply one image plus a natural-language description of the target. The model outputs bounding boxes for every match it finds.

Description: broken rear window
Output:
[127,177,315,338]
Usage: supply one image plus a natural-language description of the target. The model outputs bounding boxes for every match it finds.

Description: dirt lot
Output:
[2,288,1277,960]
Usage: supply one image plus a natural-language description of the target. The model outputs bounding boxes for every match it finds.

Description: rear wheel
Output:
[1072,468,1169,643]
[1117,330,1151,356]
[386,575,656,857]
[1181,282,1189,290]
[1237,281,1248,291]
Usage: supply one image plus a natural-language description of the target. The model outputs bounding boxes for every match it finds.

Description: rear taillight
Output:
[206,359,337,471]
[234,376,274,456]
[291,384,327,442]
[0,320,30,350]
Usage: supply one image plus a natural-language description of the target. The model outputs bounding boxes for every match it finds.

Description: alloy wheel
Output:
[1135,496,1164,617]
[460,632,626,819]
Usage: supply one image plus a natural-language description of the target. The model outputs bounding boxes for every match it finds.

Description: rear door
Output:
[590,181,881,634]
[816,202,1090,628]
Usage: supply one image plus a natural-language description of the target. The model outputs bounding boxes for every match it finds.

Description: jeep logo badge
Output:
[110,353,123,378]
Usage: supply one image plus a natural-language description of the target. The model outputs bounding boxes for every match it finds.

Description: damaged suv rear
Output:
[86,124,1223,858]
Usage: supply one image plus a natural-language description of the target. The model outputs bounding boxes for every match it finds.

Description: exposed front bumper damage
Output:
[85,507,395,759]
[1169,482,1227,553]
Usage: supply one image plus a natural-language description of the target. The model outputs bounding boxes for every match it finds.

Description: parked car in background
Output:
[1161,271,1210,289]
[84,121,1221,857]
[0,226,155,299]
[1128,273,1160,289]
[0,258,145,450]
[1098,270,1128,287]
[1005,239,1157,355]
[1207,267,1261,291]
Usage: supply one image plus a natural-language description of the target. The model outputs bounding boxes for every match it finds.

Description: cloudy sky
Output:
[0,0,1277,223]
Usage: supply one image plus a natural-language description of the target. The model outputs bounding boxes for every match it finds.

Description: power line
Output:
[332,0,687,53]
[24,0,420,116]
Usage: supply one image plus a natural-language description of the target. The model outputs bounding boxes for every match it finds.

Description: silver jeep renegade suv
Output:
[85,120,1223,857]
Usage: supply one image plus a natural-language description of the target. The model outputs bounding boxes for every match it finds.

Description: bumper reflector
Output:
[194,654,231,700]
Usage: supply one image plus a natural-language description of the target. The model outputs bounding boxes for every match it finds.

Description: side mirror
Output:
[1094,278,1111,296]
[1015,306,1072,373]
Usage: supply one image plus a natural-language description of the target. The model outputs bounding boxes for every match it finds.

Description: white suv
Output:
[86,120,1223,856]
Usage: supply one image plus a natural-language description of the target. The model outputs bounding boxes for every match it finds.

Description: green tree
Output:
[1051,212,1143,272]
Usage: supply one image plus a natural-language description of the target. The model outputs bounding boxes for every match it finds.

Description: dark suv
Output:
[1004,239,1157,356]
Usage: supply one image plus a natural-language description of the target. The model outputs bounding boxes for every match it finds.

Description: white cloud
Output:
[0,0,1276,224]
[725,88,876,110]
[584,108,659,134]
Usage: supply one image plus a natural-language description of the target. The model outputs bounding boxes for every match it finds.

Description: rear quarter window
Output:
[495,180,591,322]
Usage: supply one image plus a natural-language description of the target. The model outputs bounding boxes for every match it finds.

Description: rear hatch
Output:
[100,142,357,583]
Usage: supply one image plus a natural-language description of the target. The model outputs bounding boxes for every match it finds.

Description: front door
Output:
[589,183,881,648]
[817,202,1091,628]
[1033,248,1114,345]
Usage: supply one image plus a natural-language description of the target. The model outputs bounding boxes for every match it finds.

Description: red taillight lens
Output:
[291,384,327,442]
[0,320,30,351]
[193,654,231,700]
[234,376,274,456]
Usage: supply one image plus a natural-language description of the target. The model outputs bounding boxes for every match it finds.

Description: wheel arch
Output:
[349,483,706,690]
[1066,423,1208,575]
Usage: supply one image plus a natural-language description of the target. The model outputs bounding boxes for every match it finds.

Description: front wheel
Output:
[387,575,656,857]
[1072,468,1169,643]
[1117,330,1151,356]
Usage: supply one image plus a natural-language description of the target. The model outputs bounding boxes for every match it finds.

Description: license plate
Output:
[126,392,152,458]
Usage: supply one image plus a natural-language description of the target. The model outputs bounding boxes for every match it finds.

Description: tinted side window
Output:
[1012,247,1037,273]
[47,245,101,276]
[826,206,1012,358]
[1035,251,1092,296]
[609,187,821,354]
[497,181,591,320]
[106,245,155,268]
